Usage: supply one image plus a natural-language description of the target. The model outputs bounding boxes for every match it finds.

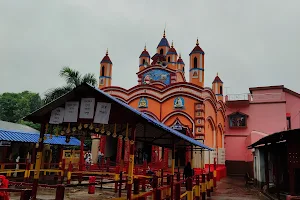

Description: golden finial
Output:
[171,40,174,48]
[106,48,108,55]
[179,53,181,58]
[196,38,199,46]
[163,29,166,38]
[144,43,147,51]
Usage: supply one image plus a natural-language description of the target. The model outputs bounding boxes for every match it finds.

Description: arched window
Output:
[193,57,197,68]
[220,85,223,95]
[160,49,164,55]
[142,59,145,64]
[168,57,170,62]
[101,66,105,76]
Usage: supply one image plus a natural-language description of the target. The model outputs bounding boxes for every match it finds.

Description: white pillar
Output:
[91,138,100,164]
[222,133,225,148]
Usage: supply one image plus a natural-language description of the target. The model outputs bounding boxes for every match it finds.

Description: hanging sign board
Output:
[93,102,111,124]
[0,141,11,147]
[49,107,65,124]
[79,98,95,119]
[64,101,79,122]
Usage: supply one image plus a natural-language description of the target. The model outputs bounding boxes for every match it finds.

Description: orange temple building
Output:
[91,31,226,169]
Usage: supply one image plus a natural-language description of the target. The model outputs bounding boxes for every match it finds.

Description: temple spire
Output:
[106,48,108,55]
[196,38,199,46]
[163,29,166,38]
[171,40,174,48]
[144,43,147,51]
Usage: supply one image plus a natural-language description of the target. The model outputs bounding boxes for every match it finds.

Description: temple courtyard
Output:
[9,177,267,200]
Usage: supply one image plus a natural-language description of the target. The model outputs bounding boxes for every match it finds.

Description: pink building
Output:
[224,85,300,176]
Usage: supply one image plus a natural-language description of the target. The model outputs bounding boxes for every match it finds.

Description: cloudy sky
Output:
[1,0,300,96]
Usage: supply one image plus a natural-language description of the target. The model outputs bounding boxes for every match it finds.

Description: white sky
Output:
[1,0,300,96]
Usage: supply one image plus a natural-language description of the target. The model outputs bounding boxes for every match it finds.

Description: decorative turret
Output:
[99,49,112,89]
[177,53,185,73]
[212,73,224,101]
[139,45,150,71]
[189,38,205,87]
[166,41,178,70]
[156,29,170,56]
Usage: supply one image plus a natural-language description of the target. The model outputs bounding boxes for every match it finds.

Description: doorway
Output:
[143,144,152,163]
[175,148,186,167]
[105,136,118,162]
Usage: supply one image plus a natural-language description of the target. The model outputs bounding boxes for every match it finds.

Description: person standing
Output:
[135,150,139,164]
[97,150,104,167]
[84,150,92,170]
[13,154,20,177]
[183,162,193,179]
[143,152,147,163]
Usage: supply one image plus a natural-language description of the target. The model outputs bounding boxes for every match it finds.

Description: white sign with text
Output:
[49,107,65,124]
[79,98,95,119]
[64,101,79,122]
[93,102,111,124]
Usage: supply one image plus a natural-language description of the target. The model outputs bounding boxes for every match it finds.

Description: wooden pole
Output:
[201,173,206,200]
[126,125,136,200]
[79,135,85,183]
[187,177,193,200]
[172,145,175,176]
[31,123,45,200]
[191,145,194,169]
[264,146,269,190]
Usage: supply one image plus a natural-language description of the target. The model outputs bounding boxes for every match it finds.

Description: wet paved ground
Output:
[9,177,268,200]
[210,177,268,200]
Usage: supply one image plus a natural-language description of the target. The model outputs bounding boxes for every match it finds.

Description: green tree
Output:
[43,66,97,104]
[0,91,42,129]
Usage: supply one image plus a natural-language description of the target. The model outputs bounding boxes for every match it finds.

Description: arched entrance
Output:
[171,119,192,167]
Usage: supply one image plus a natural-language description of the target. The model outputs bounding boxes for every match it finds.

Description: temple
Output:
[93,30,226,169]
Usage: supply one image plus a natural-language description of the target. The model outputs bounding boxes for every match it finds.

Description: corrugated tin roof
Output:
[0,120,39,133]
[0,128,81,146]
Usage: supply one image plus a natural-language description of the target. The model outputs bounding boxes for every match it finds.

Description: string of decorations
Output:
[39,122,134,144]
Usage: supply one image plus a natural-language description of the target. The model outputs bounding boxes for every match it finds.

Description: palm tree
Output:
[44,66,97,104]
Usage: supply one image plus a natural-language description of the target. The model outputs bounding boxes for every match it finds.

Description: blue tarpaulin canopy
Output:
[0,128,81,146]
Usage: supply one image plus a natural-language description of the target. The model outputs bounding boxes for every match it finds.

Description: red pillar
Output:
[100,136,106,156]
[1,146,7,163]
[186,146,191,165]
[151,146,155,163]
[79,136,84,171]
[31,146,36,164]
[124,140,130,163]
[164,149,168,169]
[116,136,123,164]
